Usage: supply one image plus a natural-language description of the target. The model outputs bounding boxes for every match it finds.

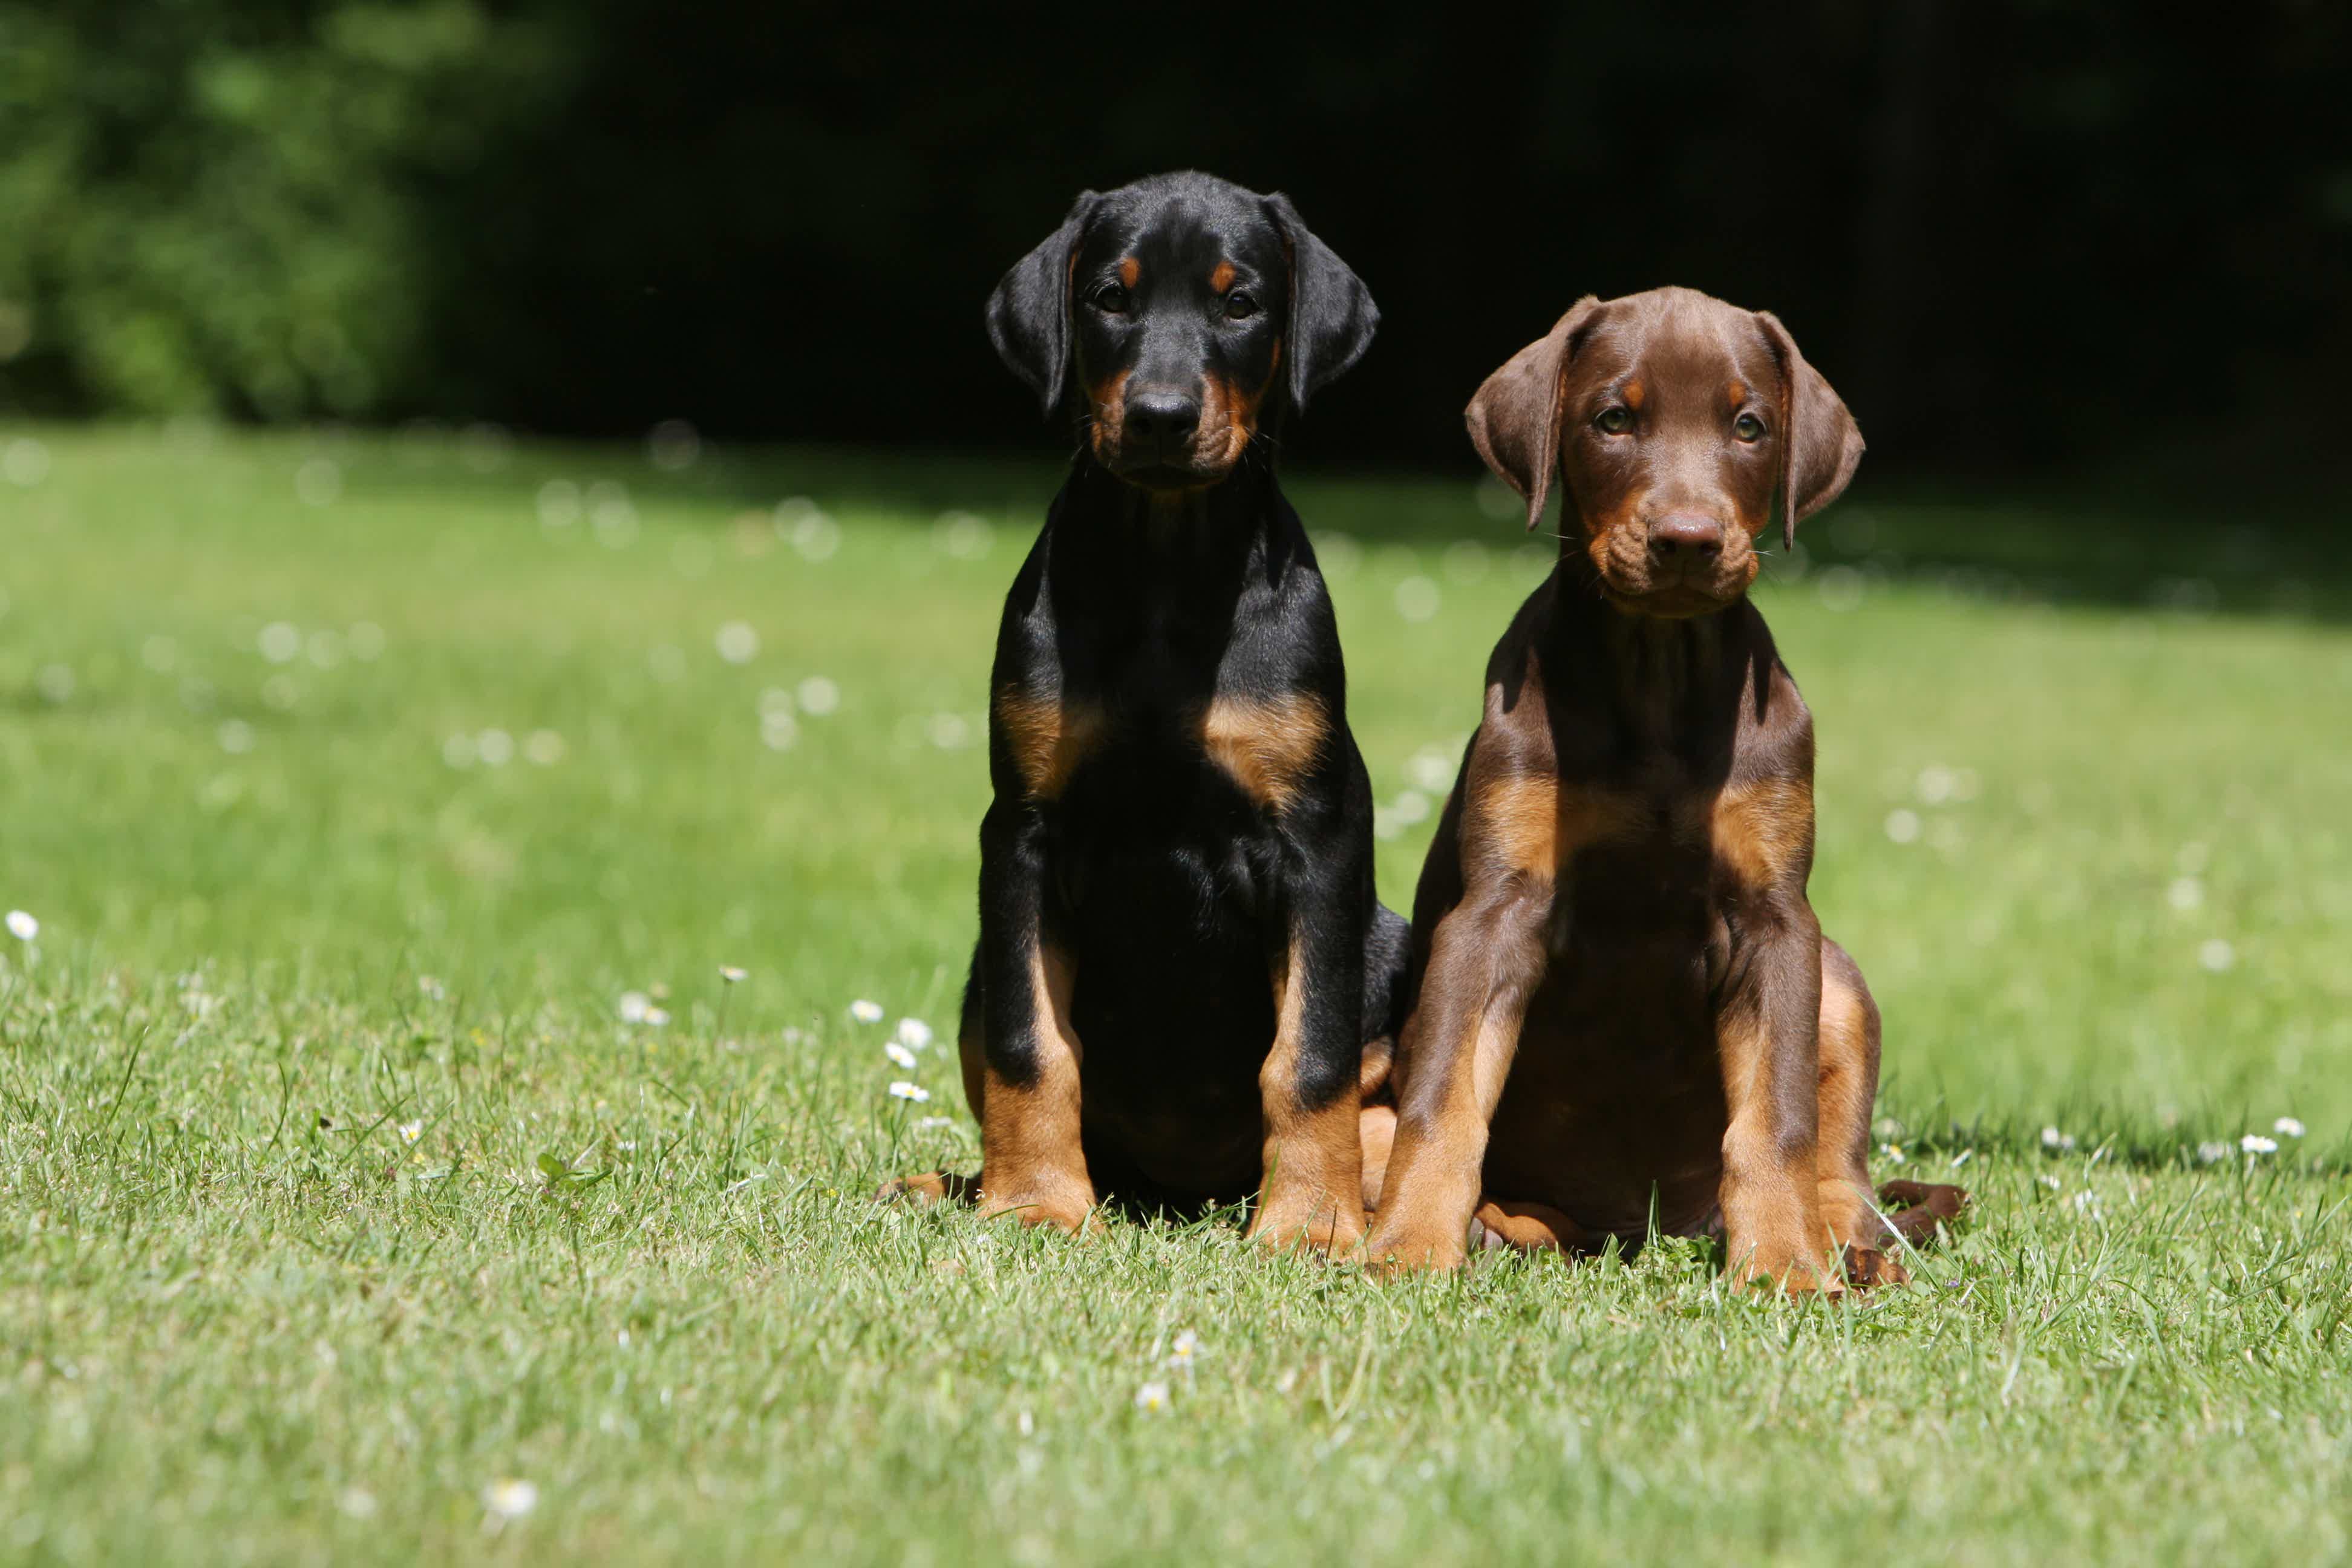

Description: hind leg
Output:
[1814,940,1966,1284]
[1354,900,1417,1215]
[874,947,990,1209]
[1468,1198,1596,1254]
[1358,1100,1397,1213]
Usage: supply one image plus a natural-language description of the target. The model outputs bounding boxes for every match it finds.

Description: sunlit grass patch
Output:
[1,423,2348,1564]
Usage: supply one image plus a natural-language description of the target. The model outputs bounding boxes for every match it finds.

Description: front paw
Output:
[875,1170,974,1207]
[977,1183,1097,1235]
[1841,1245,1909,1289]
[1728,1240,1846,1299]
[1247,1191,1367,1257]
[1362,1214,1471,1276]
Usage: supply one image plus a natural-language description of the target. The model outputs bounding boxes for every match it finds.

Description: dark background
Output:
[4,2,2348,482]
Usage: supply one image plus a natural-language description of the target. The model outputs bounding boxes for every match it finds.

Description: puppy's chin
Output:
[1593,566,1749,619]
[1602,584,1730,619]
[1099,452,1239,492]
[1589,541,1760,618]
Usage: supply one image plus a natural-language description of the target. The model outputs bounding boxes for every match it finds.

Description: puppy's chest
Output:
[995,633,1325,825]
[1514,756,1809,958]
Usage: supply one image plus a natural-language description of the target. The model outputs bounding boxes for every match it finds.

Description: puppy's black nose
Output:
[1648,513,1725,564]
[1125,390,1201,448]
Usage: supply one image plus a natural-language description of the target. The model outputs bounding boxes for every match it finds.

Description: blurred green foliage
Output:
[0,1,561,418]
[0,5,2344,471]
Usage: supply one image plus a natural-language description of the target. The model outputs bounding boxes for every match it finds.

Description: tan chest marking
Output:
[996,691,1107,801]
[1465,773,1639,883]
[1708,775,1814,891]
[1199,692,1327,812]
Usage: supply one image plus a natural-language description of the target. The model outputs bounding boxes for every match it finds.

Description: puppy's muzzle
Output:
[1645,511,1725,578]
[1109,386,1219,486]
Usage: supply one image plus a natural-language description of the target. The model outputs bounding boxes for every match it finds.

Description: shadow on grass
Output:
[335,431,2352,623]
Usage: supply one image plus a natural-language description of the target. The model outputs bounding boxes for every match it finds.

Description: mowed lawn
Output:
[2,423,2349,1566]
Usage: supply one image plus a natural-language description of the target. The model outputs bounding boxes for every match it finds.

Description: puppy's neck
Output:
[1551,549,1746,737]
[1066,454,1279,561]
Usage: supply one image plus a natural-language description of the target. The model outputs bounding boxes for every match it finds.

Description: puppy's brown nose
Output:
[1647,512,1724,566]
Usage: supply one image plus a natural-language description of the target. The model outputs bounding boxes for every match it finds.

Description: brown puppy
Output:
[1363,287,1964,1292]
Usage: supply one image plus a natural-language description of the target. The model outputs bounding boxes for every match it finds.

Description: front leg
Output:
[973,802,1097,1233]
[1716,905,1840,1295]
[1361,877,1551,1272]
[1245,891,1370,1256]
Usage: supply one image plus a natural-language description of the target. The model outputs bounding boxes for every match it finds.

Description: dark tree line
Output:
[5,1,2347,478]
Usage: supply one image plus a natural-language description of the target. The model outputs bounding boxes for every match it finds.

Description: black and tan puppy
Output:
[880,172,1408,1252]
[1364,287,1964,1290]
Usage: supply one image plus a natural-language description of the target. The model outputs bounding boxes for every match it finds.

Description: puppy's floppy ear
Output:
[1263,192,1379,411]
[985,191,1102,417]
[1755,311,1865,549]
[1465,296,1602,532]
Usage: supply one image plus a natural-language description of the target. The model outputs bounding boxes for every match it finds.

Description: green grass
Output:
[2,423,2348,1565]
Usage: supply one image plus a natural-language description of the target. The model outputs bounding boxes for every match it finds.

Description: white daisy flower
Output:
[1134,1380,1171,1412]
[1393,575,1440,622]
[618,991,652,1023]
[2275,1117,2306,1138]
[1405,746,1455,792]
[849,999,884,1024]
[5,910,36,942]
[716,621,760,664]
[1880,1142,1907,1166]
[887,1081,931,1103]
[895,1017,934,1051]
[796,675,841,716]
[481,1478,538,1520]
[258,621,302,663]
[397,1120,423,1146]
[2196,1140,2233,1165]
[719,965,748,984]
[885,1041,918,1070]
[1167,1329,1201,1366]
[644,1007,670,1027]
[2040,1126,2076,1152]
[2240,1133,2278,1155]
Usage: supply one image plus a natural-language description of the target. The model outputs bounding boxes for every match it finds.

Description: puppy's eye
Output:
[1091,283,1129,314]
[1225,290,1258,321]
[1595,407,1633,435]
[1733,412,1765,442]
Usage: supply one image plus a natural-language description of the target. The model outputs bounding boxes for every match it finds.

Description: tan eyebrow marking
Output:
[1210,260,1237,292]
[1118,256,1140,288]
